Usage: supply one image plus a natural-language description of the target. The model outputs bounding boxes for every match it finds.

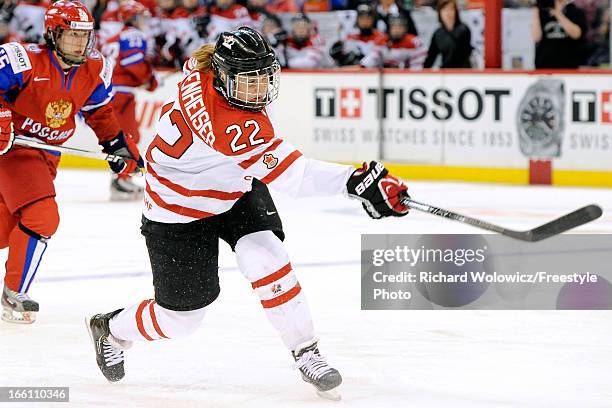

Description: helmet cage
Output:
[47,25,95,66]
[213,53,280,111]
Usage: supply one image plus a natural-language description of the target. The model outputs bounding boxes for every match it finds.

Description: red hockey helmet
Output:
[44,1,95,66]
[118,0,148,25]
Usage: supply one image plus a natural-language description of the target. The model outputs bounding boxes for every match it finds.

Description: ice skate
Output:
[293,340,342,401]
[85,310,132,382]
[110,174,143,201]
[1,285,39,324]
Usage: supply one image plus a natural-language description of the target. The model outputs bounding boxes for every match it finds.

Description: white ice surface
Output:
[2,169,612,408]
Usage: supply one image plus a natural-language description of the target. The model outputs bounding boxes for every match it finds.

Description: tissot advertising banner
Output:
[67,71,612,174]
[275,72,612,172]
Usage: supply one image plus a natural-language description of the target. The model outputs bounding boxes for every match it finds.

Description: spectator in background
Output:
[375,0,417,36]
[384,14,426,69]
[285,13,324,68]
[246,0,269,31]
[9,0,47,44]
[330,2,386,67]
[158,0,178,18]
[0,19,21,44]
[585,8,609,66]
[173,0,207,18]
[158,0,208,68]
[261,13,288,66]
[266,0,298,13]
[207,0,251,40]
[423,0,472,68]
[532,0,587,68]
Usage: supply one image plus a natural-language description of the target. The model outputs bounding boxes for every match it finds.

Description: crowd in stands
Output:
[0,0,609,70]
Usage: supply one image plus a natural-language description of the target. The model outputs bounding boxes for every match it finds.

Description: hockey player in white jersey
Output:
[86,27,410,400]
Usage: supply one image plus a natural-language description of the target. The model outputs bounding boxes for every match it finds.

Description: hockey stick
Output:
[13,137,124,164]
[400,195,603,242]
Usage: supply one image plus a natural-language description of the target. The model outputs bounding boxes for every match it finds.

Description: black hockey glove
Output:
[346,161,410,219]
[329,40,345,61]
[100,131,144,176]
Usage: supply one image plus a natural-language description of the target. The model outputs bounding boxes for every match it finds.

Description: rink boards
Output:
[63,69,612,187]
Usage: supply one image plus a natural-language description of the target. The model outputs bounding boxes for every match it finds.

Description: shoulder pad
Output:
[86,52,112,88]
[88,49,103,60]
[99,55,113,88]
[0,42,32,74]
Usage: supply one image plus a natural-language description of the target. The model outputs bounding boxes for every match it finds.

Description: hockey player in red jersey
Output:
[86,27,409,400]
[102,0,156,200]
[0,1,143,323]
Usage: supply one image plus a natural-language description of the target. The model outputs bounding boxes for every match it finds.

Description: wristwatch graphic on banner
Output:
[516,78,565,158]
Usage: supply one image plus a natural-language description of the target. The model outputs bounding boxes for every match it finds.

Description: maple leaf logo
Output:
[262,153,278,169]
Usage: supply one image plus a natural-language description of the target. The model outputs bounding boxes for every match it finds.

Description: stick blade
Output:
[519,204,603,242]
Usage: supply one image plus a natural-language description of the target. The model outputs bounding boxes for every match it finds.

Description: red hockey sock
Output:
[3,198,59,292]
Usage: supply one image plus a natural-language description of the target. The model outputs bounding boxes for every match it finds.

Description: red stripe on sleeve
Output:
[260,150,303,185]
[238,139,283,170]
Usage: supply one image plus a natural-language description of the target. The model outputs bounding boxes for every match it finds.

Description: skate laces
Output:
[102,339,124,367]
[8,290,32,303]
[294,349,333,380]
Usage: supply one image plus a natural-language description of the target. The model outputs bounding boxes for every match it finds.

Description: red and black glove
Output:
[346,161,410,219]
[100,131,144,176]
[145,75,159,92]
[0,108,14,155]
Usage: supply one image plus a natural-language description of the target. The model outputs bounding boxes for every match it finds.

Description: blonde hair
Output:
[191,43,216,72]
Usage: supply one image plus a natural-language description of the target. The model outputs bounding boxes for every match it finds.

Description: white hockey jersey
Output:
[143,63,353,223]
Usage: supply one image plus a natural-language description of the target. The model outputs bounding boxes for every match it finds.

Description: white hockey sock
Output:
[109,299,206,342]
[235,231,315,351]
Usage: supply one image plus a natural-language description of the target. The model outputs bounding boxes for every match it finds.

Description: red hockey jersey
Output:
[0,42,120,145]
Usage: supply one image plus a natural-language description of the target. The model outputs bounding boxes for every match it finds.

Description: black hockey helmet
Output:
[356,2,376,17]
[387,14,408,40]
[212,27,280,111]
[356,2,376,33]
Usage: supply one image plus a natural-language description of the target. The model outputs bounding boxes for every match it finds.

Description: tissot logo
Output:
[339,88,361,118]
[601,91,612,123]
[571,91,596,123]
[315,86,510,121]
[314,88,336,118]
[314,88,362,119]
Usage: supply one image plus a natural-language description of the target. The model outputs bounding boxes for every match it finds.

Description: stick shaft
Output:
[14,137,123,163]
[400,195,601,242]
[402,197,505,234]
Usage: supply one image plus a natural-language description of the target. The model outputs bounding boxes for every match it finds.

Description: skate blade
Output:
[316,388,341,401]
[1,308,36,324]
